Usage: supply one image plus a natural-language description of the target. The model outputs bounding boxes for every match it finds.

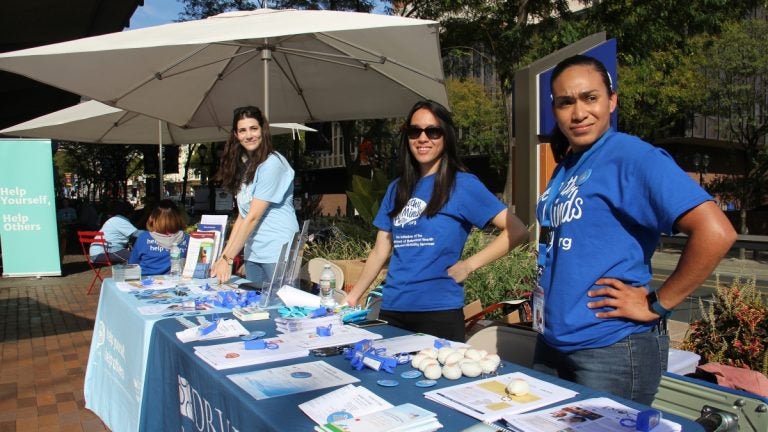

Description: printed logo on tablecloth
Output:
[178,375,194,420]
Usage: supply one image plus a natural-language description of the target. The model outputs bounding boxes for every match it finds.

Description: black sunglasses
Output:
[405,126,444,140]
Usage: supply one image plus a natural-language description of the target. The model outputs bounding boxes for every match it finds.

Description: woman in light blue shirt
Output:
[209,106,299,286]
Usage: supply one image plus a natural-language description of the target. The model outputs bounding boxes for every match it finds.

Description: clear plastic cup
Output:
[112,264,126,282]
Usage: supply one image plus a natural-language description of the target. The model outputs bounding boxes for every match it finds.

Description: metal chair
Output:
[77,230,115,294]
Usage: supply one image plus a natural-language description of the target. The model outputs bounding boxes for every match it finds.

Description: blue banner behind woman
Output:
[0,138,60,276]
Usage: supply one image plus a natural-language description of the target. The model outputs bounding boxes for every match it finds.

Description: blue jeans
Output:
[244,261,277,289]
[532,326,669,405]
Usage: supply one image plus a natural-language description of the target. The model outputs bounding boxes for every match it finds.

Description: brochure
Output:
[299,384,393,426]
[176,318,249,343]
[372,333,468,355]
[500,397,682,432]
[277,324,383,350]
[200,214,228,259]
[182,231,217,279]
[193,337,308,370]
[423,372,578,422]
[228,360,359,400]
[315,403,442,432]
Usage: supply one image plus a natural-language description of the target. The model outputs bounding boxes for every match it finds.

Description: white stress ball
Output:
[459,360,483,378]
[464,348,483,361]
[423,363,442,380]
[411,353,428,369]
[437,347,455,364]
[477,349,488,359]
[419,358,439,372]
[479,354,501,372]
[455,347,468,357]
[419,347,438,359]
[506,379,530,396]
[442,363,462,380]
[444,351,465,365]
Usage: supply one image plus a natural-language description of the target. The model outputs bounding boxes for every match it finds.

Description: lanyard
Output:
[537,129,614,267]
[539,129,614,229]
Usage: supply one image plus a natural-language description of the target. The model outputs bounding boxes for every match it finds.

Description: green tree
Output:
[446,77,507,174]
[685,19,768,236]
[55,142,143,201]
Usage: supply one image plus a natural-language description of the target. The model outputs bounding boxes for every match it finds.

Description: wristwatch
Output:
[221,254,234,265]
[647,291,672,319]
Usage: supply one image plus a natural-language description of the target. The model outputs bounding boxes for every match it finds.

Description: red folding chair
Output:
[78,230,114,295]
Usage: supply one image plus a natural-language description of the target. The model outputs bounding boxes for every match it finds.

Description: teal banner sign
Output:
[0,139,61,276]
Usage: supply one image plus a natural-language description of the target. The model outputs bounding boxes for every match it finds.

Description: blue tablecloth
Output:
[139,317,704,431]
[83,279,230,432]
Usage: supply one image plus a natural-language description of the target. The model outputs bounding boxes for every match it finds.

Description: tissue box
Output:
[667,348,701,375]
[124,264,141,280]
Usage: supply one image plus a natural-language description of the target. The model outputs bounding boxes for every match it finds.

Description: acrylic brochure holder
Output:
[257,221,311,309]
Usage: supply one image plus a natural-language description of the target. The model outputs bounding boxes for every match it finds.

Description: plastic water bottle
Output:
[169,242,182,281]
[319,264,336,307]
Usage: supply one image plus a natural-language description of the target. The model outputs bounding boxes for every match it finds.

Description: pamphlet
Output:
[315,403,442,432]
[423,372,578,422]
[228,360,359,400]
[176,318,249,343]
[193,337,308,370]
[277,324,383,350]
[200,214,228,259]
[372,334,468,355]
[233,306,270,321]
[182,231,217,279]
[501,397,682,432]
[299,384,393,426]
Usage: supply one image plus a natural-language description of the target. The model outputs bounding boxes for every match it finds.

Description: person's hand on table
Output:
[210,258,232,282]
[342,291,362,307]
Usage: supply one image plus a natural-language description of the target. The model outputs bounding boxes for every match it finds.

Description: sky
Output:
[129,1,186,29]
[128,1,388,30]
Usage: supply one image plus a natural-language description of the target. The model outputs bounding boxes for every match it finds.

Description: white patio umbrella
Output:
[0,100,316,191]
[0,8,448,128]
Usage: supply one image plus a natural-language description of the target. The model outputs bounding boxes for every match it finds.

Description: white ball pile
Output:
[410,346,501,380]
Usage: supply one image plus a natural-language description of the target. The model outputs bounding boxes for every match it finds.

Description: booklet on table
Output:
[423,371,578,422]
[227,360,360,400]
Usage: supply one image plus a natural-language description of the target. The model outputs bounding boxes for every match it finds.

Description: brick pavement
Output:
[0,254,108,432]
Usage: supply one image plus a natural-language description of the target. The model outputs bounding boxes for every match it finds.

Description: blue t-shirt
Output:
[128,231,189,276]
[374,172,506,312]
[236,152,299,264]
[89,215,139,256]
[536,130,711,352]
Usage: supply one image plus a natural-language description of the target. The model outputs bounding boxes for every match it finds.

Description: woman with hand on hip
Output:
[342,100,529,341]
[534,55,736,404]
[209,106,299,286]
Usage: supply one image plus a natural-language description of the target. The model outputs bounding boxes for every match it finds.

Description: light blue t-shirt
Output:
[536,130,711,352]
[374,172,506,312]
[236,152,299,263]
[89,215,139,256]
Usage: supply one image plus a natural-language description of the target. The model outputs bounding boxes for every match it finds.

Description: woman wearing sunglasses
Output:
[343,100,529,341]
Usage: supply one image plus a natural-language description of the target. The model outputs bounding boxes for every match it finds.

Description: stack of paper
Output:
[228,361,359,400]
[176,319,249,343]
[275,314,343,333]
[315,403,442,432]
[501,397,682,432]
[299,384,393,426]
[278,325,383,350]
[193,338,309,370]
[423,372,578,422]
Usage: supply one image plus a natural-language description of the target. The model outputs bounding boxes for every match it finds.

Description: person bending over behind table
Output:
[90,200,140,263]
[533,54,736,405]
[209,106,299,286]
[342,100,529,342]
[129,199,189,276]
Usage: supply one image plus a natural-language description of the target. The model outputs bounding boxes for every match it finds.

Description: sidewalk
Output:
[0,254,108,432]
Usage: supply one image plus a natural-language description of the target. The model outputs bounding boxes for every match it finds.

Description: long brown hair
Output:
[146,199,186,234]
[389,100,467,219]
[215,106,275,194]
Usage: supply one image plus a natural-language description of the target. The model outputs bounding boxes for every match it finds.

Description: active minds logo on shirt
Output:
[394,198,426,227]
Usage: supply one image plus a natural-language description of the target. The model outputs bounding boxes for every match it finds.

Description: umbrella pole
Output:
[262,46,271,118]
[158,120,164,198]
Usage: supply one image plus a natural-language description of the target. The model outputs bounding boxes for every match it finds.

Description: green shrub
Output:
[304,217,376,261]
[462,229,537,316]
[681,276,768,375]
